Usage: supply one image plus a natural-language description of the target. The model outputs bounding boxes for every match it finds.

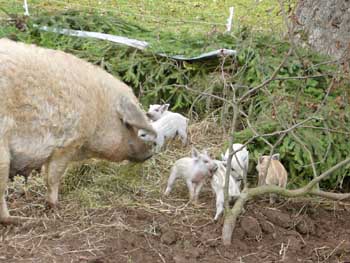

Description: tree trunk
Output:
[294,0,350,59]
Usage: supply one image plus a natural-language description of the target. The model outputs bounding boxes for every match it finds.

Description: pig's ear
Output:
[117,96,156,136]
[272,153,280,160]
[258,156,264,164]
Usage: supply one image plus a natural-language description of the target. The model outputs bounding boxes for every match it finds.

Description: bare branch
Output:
[176,84,233,106]
[290,130,318,180]
[274,73,337,81]
[300,125,350,135]
[239,48,293,103]
[310,190,350,201]
[224,100,239,210]
[248,157,350,198]
[223,157,350,245]
[304,157,350,192]
[222,193,247,246]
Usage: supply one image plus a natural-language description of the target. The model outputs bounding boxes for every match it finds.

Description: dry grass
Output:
[1,120,231,261]
[3,120,350,262]
[6,120,229,220]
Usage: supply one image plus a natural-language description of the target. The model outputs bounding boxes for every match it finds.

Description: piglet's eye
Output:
[155,109,159,112]
[204,160,209,164]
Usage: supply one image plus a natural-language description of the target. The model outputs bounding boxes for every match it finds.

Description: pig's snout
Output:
[143,151,154,161]
[128,150,153,162]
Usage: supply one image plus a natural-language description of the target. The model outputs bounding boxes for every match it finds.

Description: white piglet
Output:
[164,148,218,203]
[221,143,249,187]
[138,106,188,153]
[146,103,171,121]
[211,160,241,220]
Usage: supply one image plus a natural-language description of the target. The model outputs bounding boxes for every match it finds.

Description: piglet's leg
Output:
[214,189,225,221]
[178,128,188,145]
[185,179,196,202]
[193,180,205,204]
[155,136,164,153]
[164,168,178,196]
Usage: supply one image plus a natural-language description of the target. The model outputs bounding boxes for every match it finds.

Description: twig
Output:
[279,240,290,261]
[325,240,345,260]
[239,48,293,103]
[311,190,350,201]
[290,130,318,180]
[300,125,350,135]
[61,248,102,255]
[274,73,337,81]
[144,235,166,263]
[222,157,350,245]
[224,101,239,210]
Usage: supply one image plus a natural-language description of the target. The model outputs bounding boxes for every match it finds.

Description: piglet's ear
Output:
[192,147,200,159]
[220,153,225,161]
[160,104,169,113]
[259,156,264,163]
[272,153,280,160]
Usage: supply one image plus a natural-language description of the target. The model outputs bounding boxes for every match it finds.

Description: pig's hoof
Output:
[45,201,60,211]
[0,216,33,225]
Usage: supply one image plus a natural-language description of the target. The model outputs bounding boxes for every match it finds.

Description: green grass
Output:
[1,0,349,202]
[0,0,296,58]
[1,0,293,34]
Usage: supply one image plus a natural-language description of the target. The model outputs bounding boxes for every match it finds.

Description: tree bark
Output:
[294,0,350,59]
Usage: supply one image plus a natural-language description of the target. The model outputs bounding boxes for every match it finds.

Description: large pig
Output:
[0,39,156,224]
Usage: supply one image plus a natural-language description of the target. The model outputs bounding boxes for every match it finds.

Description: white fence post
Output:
[226,6,234,32]
[23,0,30,16]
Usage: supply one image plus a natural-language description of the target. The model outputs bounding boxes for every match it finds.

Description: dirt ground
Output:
[1,191,350,263]
[1,122,349,263]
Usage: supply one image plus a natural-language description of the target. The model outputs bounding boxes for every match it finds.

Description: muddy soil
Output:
[1,193,350,263]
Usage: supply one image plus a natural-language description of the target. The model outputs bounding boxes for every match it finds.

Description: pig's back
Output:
[0,39,113,171]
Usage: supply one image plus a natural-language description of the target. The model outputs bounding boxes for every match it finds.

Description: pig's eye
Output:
[140,133,146,137]
[125,122,132,130]
[204,160,209,164]
[155,109,159,112]
[121,118,133,130]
